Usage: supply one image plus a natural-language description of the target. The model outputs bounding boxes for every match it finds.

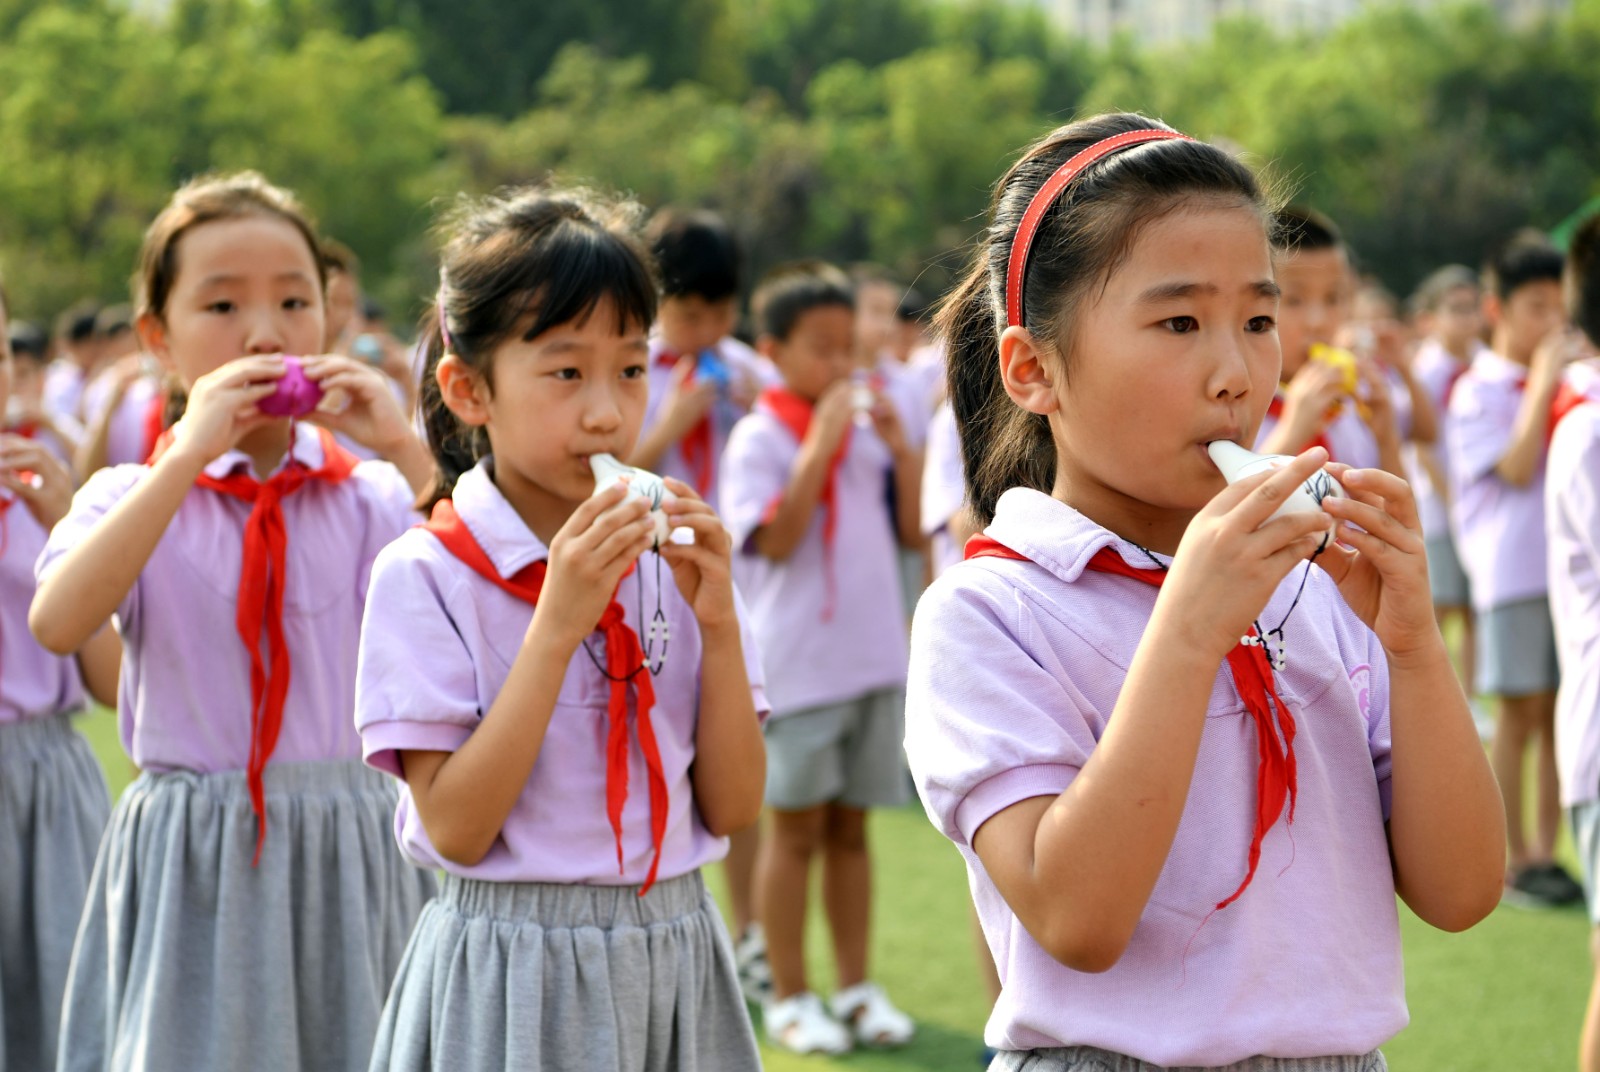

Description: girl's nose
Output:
[580,384,623,432]
[243,310,285,356]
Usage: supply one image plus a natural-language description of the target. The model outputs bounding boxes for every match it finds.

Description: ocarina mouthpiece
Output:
[1206,440,1343,549]
[589,453,675,548]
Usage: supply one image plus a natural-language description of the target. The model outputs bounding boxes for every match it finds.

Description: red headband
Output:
[1005,129,1194,328]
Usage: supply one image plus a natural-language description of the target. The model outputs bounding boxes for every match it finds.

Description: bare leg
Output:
[1582,929,1600,1072]
[1531,690,1561,862]
[822,804,871,990]
[723,818,763,936]
[1492,693,1539,869]
[759,806,826,1000]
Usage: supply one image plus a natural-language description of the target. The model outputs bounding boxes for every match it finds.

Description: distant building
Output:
[1028,0,1569,46]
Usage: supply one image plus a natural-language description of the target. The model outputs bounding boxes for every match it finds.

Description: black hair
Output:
[421,185,657,509]
[7,320,48,363]
[1409,264,1479,317]
[936,112,1274,526]
[56,299,101,345]
[897,286,931,324]
[321,237,360,277]
[1272,205,1342,255]
[751,260,855,341]
[1565,213,1600,347]
[645,208,741,303]
[95,303,133,339]
[1484,228,1564,304]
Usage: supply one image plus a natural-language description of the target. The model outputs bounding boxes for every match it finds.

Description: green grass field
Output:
[77,708,1591,1071]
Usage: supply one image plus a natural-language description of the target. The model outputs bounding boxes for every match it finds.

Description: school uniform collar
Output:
[450,459,551,580]
[983,486,1168,586]
[202,421,327,480]
[1471,347,1532,385]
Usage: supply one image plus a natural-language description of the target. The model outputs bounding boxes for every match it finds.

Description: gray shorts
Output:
[1425,534,1470,609]
[990,1046,1386,1071]
[1571,799,1600,926]
[764,688,910,811]
[1476,597,1560,697]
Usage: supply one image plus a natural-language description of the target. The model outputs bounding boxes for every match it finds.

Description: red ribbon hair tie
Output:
[1006,128,1193,329]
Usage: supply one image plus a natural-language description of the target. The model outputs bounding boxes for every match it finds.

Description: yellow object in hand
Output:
[1307,344,1370,421]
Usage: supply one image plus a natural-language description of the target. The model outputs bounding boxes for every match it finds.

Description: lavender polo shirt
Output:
[1446,349,1548,612]
[355,462,770,885]
[640,335,777,511]
[720,408,909,716]
[1408,339,1482,537]
[37,423,416,772]
[906,488,1404,1064]
[2,494,85,723]
[921,401,965,579]
[1549,365,1600,807]
[82,372,162,468]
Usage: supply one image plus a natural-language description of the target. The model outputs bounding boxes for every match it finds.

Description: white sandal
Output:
[764,991,853,1055]
[829,981,915,1048]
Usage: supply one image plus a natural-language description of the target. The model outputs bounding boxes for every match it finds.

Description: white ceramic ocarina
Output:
[590,453,675,548]
[1206,440,1343,548]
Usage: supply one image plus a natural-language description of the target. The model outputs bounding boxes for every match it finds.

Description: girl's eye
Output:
[205,301,235,314]
[283,297,311,310]
[553,368,580,381]
[1247,316,1277,333]
[1163,316,1198,334]
[622,365,646,380]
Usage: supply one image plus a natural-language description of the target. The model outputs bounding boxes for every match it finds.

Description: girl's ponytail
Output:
[936,258,1054,528]
[416,301,482,512]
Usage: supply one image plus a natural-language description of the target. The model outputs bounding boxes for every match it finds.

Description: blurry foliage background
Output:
[3,0,1600,325]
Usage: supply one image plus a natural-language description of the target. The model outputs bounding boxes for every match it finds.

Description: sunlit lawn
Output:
[77,706,1591,1071]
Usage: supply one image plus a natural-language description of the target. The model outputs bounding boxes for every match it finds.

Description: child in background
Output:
[722,262,920,1055]
[5,319,82,470]
[357,186,765,1072]
[1448,230,1585,907]
[909,113,1503,1069]
[76,305,163,474]
[630,208,769,509]
[1258,208,1403,475]
[31,171,438,1072]
[42,300,103,425]
[1408,265,1488,719]
[1550,211,1600,1072]
[0,282,116,1072]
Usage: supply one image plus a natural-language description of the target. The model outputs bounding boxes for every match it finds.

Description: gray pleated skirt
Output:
[369,871,761,1072]
[56,759,437,1072]
[991,1047,1386,1071]
[0,714,110,1072]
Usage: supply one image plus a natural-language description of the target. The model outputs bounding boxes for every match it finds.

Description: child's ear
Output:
[135,312,175,372]
[998,326,1059,416]
[755,334,781,362]
[1482,292,1504,329]
[436,353,491,426]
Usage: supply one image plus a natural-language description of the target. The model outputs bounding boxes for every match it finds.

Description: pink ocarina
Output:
[257,357,324,417]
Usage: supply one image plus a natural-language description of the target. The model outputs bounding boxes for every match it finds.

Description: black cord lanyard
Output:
[579,548,670,683]
[1126,541,1320,673]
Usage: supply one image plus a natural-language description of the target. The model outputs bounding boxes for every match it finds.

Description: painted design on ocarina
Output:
[1206,440,1344,550]
[257,357,324,417]
[589,453,675,548]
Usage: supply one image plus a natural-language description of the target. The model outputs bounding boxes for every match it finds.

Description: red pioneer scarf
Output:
[422,498,669,895]
[758,386,851,620]
[655,351,715,496]
[153,426,359,864]
[965,533,1297,911]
